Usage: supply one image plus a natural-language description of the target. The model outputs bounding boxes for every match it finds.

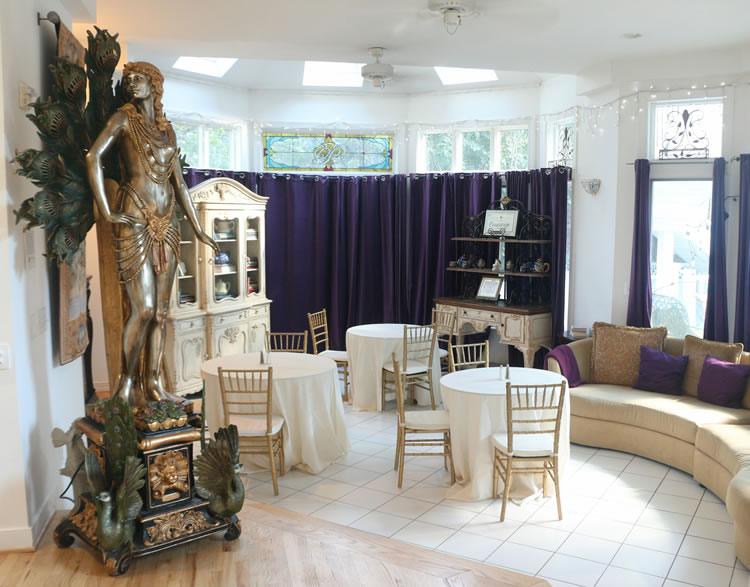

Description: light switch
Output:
[0,344,10,369]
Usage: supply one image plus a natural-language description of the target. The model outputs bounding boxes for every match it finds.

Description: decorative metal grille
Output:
[658,108,709,159]
[263,133,393,172]
[548,125,574,168]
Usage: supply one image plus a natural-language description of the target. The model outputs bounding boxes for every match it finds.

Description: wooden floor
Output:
[0,502,548,586]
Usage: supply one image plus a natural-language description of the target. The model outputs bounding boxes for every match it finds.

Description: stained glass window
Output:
[651,100,723,159]
[263,133,393,172]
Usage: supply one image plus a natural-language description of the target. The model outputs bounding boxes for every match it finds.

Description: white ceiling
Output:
[100,0,750,93]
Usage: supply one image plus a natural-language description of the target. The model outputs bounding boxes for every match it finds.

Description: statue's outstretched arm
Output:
[171,161,220,254]
[85,112,138,226]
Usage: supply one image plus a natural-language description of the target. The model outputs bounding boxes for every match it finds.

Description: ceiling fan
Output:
[361,47,394,88]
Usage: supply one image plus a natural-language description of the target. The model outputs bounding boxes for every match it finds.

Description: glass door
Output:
[176,217,198,308]
[212,215,240,302]
[245,215,261,297]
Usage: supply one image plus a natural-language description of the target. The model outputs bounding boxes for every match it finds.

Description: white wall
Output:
[1,0,87,549]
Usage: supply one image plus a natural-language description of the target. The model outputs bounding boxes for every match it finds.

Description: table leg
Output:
[518,346,540,368]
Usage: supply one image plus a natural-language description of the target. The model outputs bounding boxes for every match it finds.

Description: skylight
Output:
[303,61,364,87]
[172,57,237,78]
[434,67,498,86]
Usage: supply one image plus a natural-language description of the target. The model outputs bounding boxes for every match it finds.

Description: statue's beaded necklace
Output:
[121,103,177,185]
[113,103,180,283]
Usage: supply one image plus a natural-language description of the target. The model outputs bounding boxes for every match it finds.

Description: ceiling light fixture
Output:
[361,47,394,89]
[428,0,475,35]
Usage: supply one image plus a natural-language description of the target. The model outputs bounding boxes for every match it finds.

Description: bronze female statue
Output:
[86,62,218,407]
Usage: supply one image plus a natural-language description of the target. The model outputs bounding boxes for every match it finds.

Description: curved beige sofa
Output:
[547,336,750,566]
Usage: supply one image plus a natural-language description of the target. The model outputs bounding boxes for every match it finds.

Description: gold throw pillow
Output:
[682,335,743,397]
[591,322,667,387]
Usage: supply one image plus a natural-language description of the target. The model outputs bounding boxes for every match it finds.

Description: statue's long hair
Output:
[122,61,169,131]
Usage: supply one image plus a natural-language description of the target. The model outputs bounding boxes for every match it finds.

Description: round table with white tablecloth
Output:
[440,366,569,501]
[201,352,350,474]
[346,323,442,411]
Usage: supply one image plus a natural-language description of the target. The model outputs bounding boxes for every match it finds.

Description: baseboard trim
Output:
[0,526,34,552]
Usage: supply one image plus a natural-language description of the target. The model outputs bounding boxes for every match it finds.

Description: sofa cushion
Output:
[682,335,743,397]
[695,424,750,476]
[570,384,750,444]
[634,345,688,395]
[590,322,667,387]
[698,355,750,408]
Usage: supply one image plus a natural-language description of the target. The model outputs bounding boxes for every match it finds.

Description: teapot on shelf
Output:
[533,258,550,273]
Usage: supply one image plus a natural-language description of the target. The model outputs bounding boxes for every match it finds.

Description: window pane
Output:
[462,130,490,171]
[173,122,200,168]
[425,133,452,172]
[652,100,723,159]
[500,128,529,170]
[207,126,232,169]
[650,180,712,337]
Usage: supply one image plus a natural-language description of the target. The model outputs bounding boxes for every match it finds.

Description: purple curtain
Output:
[550,168,570,342]
[626,159,652,327]
[261,174,406,350]
[704,158,729,342]
[505,170,529,204]
[406,173,499,325]
[734,155,750,345]
[529,169,552,216]
[182,167,258,191]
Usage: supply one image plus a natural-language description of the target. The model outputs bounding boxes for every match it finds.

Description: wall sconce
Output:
[580,178,601,195]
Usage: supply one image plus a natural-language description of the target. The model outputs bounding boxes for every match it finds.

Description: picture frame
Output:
[483,209,519,237]
[476,276,503,301]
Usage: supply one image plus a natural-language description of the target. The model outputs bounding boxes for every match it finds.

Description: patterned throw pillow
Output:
[682,335,743,397]
[590,322,668,387]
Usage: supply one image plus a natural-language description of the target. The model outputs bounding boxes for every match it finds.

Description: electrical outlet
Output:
[0,344,10,369]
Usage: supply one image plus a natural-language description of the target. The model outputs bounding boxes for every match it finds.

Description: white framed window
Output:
[419,125,529,173]
[172,118,244,170]
[648,98,723,160]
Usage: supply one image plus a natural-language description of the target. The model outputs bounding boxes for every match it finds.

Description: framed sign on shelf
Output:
[483,209,519,237]
[476,276,504,301]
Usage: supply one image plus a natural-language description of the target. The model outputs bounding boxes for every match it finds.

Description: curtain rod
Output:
[626,156,744,165]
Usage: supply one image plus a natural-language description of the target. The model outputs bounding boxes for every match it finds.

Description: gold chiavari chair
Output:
[382,325,437,409]
[491,380,567,521]
[265,331,308,353]
[431,308,456,373]
[218,367,285,495]
[392,354,455,488]
[307,309,350,402]
[449,341,490,372]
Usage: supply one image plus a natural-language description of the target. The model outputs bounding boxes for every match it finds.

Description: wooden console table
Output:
[434,297,552,367]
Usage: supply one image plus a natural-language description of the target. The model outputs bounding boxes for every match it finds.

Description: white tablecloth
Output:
[346,323,442,411]
[201,352,350,474]
[441,367,569,501]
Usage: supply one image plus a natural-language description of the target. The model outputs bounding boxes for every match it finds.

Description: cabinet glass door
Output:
[213,216,240,302]
[176,217,198,308]
[245,216,261,297]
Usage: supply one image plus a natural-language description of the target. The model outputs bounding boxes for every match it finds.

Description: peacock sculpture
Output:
[194,424,245,518]
[14,27,122,264]
[84,396,146,552]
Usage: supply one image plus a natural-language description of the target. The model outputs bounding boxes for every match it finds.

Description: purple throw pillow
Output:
[697,355,750,408]
[633,345,689,395]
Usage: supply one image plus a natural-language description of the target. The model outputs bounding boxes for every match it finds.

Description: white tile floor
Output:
[241,402,750,587]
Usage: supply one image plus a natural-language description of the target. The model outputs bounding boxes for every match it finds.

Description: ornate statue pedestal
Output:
[53,416,240,576]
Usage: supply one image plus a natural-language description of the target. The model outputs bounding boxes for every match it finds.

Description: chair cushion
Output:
[404,410,450,431]
[438,348,449,359]
[491,433,555,457]
[682,335,743,397]
[590,322,667,387]
[695,424,750,476]
[232,414,284,437]
[571,384,750,444]
[383,361,429,375]
[320,349,348,362]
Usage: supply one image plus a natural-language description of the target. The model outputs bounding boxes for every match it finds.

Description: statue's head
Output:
[122,61,168,130]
